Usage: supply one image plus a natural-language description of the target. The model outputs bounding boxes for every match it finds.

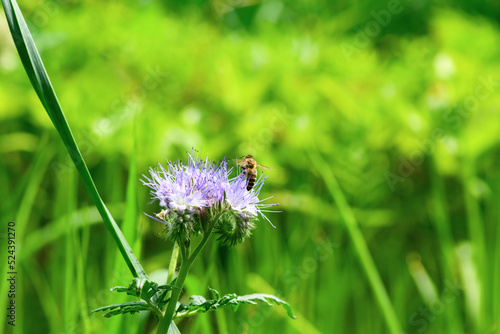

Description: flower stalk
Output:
[157,218,217,333]
[165,242,180,300]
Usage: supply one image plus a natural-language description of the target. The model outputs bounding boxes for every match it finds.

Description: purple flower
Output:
[214,172,278,246]
[142,151,278,244]
[223,173,277,228]
[142,152,227,213]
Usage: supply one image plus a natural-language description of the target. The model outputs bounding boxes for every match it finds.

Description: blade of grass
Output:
[23,258,63,333]
[63,168,77,328]
[493,177,500,323]
[309,149,402,334]
[122,123,140,263]
[203,244,226,334]
[0,143,52,330]
[246,273,322,334]
[73,211,91,333]
[429,158,463,334]
[461,157,487,331]
[1,0,146,279]
[19,203,124,261]
[0,153,8,214]
[109,121,141,334]
[1,133,48,216]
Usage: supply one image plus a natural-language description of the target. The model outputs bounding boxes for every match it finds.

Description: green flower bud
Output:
[216,210,256,246]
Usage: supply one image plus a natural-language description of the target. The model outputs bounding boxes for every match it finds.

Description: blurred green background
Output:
[2,0,500,333]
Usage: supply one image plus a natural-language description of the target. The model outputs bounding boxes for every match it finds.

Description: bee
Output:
[236,155,273,191]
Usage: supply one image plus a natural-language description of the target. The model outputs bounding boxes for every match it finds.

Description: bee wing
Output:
[256,163,274,170]
[233,159,246,166]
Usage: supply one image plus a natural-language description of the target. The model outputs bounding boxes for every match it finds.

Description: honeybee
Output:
[236,155,273,191]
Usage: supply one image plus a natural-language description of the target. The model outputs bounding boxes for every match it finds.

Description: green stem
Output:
[165,242,180,301]
[156,223,216,333]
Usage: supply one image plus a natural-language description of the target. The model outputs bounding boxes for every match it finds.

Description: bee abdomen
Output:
[246,170,257,191]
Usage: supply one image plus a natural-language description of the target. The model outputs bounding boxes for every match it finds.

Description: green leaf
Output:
[91,301,150,318]
[175,289,296,319]
[1,0,147,279]
[95,279,183,332]
[234,294,296,319]
[111,278,179,301]
[208,286,220,300]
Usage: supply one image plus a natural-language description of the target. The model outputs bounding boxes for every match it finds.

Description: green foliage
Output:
[92,283,294,323]
[91,301,151,318]
[175,288,296,320]
[111,278,178,305]
[3,0,500,333]
[91,278,177,318]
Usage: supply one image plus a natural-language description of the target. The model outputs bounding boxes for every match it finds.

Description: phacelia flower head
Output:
[142,151,278,245]
[216,172,278,245]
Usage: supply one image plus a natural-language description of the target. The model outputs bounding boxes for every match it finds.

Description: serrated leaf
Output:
[111,278,152,298]
[189,295,208,306]
[175,289,296,319]
[208,287,220,299]
[235,294,297,319]
[111,278,178,306]
[91,301,150,318]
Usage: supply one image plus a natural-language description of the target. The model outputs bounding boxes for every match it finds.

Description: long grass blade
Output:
[309,149,402,334]
[429,158,463,333]
[0,144,53,330]
[1,0,147,279]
